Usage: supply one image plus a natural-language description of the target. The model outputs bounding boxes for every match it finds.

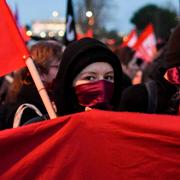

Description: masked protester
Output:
[53,37,122,116]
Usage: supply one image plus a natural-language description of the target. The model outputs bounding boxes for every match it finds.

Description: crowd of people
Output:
[0,23,179,130]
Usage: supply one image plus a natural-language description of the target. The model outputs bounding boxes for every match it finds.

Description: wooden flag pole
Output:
[25,56,57,119]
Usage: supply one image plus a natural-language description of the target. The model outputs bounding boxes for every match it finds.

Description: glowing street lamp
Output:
[52,10,59,18]
[40,32,46,38]
[26,30,32,37]
[86,11,94,26]
[86,11,93,18]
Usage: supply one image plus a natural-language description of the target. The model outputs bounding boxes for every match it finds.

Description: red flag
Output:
[85,28,93,38]
[19,26,31,42]
[77,28,94,40]
[77,32,84,40]
[133,24,157,63]
[121,29,137,48]
[0,0,29,77]
[1,110,180,179]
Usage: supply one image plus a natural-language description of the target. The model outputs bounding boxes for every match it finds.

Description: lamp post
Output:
[86,11,93,18]
[85,10,94,26]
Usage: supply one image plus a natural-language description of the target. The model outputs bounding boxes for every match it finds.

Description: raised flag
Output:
[77,28,93,40]
[133,24,157,63]
[64,0,77,46]
[121,29,137,48]
[85,28,93,38]
[0,0,29,77]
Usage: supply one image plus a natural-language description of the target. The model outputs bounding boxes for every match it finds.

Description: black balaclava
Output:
[53,38,122,116]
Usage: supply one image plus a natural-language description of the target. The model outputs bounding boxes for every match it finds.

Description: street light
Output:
[52,10,59,18]
[86,11,94,26]
[86,11,93,18]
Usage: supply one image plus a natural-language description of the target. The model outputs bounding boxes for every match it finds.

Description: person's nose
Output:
[98,75,104,81]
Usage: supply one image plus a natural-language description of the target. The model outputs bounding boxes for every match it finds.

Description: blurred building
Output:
[31,18,65,40]
[30,18,82,41]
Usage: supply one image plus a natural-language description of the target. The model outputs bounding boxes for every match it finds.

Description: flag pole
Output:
[25,56,57,119]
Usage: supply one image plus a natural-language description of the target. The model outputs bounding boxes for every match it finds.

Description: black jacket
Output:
[0,84,47,130]
[119,78,177,114]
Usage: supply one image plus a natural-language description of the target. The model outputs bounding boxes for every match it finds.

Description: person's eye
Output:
[104,75,114,82]
[83,76,96,81]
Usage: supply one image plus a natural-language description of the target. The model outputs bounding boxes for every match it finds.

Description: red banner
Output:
[77,28,94,40]
[133,24,157,62]
[0,110,180,179]
[0,0,29,77]
[121,29,137,48]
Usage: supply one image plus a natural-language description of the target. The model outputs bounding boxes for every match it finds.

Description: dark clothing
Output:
[0,84,47,130]
[121,72,132,92]
[53,38,123,116]
[119,24,180,115]
[22,114,49,126]
[163,24,180,70]
[120,78,177,114]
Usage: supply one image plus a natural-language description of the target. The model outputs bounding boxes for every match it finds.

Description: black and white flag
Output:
[64,0,77,46]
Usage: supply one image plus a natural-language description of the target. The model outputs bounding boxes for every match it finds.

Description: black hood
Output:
[53,38,122,115]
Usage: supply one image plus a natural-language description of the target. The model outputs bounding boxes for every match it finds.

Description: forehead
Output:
[80,62,113,73]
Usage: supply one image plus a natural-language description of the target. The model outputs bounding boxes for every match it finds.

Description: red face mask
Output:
[166,66,180,85]
[74,80,114,110]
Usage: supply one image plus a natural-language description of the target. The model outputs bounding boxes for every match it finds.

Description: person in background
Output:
[114,46,134,92]
[53,37,122,116]
[132,70,143,85]
[119,24,180,115]
[0,73,14,106]
[0,40,63,129]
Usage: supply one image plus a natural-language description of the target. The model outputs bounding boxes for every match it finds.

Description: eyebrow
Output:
[79,72,96,76]
[105,71,114,74]
[80,71,114,75]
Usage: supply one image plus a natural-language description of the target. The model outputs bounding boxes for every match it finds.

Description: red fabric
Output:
[0,0,29,77]
[1,110,180,179]
[166,66,180,85]
[75,80,113,109]
[133,24,157,62]
[84,28,93,38]
[19,26,31,42]
[77,28,94,40]
[121,29,137,48]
